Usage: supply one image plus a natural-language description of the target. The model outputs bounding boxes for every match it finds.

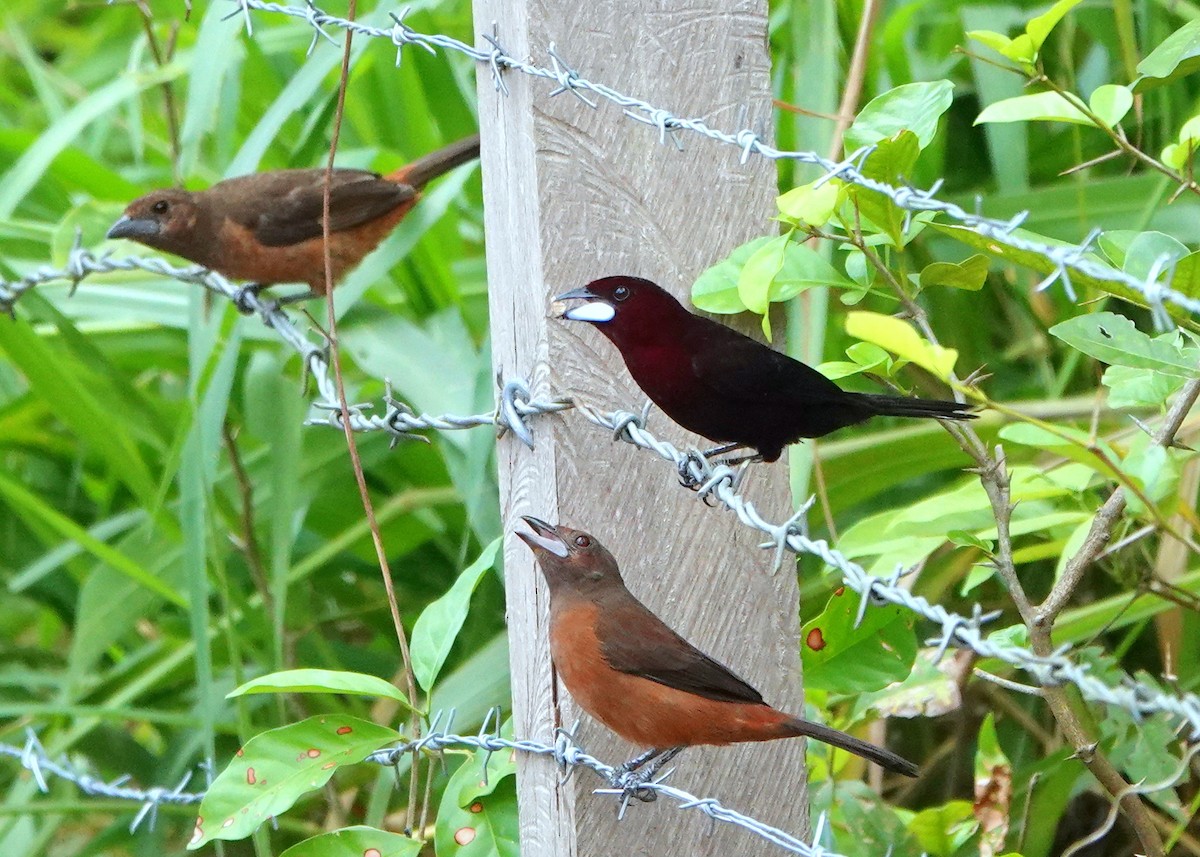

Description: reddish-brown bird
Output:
[516,516,918,783]
[107,134,480,302]
[555,275,975,463]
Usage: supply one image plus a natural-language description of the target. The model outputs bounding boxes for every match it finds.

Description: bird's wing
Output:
[597,599,764,705]
[223,170,415,247]
[687,320,848,406]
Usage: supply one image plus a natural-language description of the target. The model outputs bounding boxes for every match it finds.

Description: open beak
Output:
[107,216,161,241]
[552,286,615,323]
[517,516,570,558]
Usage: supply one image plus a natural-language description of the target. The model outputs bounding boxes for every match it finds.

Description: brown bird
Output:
[516,516,918,788]
[555,276,975,464]
[107,134,480,304]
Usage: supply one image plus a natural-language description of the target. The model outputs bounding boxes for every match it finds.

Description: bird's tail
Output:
[856,392,976,423]
[779,716,919,778]
[389,133,482,188]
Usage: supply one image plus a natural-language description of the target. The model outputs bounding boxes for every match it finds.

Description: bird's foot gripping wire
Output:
[677,450,708,491]
[600,747,684,816]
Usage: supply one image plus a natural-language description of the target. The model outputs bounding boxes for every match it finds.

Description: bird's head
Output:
[553,276,687,344]
[107,189,201,254]
[516,516,624,591]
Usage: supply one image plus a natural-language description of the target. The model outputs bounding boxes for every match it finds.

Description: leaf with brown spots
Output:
[188,716,400,848]
[434,743,518,857]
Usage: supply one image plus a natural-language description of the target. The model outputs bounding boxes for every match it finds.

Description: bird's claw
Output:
[676,451,707,490]
[611,768,659,804]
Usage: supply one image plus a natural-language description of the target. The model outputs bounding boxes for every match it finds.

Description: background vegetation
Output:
[2,0,1199,855]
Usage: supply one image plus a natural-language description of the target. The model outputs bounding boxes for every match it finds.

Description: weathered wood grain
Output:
[474,1,806,853]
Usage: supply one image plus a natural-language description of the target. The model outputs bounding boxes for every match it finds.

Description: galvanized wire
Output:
[0,239,568,449]
[5,245,1199,755]
[1,723,847,855]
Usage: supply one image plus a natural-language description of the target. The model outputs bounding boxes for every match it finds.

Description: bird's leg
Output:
[273,289,318,307]
[641,746,683,780]
[611,746,684,806]
[613,747,662,777]
[700,442,745,459]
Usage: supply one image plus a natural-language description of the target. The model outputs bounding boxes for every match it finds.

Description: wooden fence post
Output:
[473,1,806,853]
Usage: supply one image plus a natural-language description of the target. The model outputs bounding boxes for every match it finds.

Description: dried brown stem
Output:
[318,1,423,838]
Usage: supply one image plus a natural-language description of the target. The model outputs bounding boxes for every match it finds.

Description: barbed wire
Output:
[223,0,1200,323]
[7,244,1200,744]
[1,718,851,856]
[0,732,204,833]
[0,239,569,450]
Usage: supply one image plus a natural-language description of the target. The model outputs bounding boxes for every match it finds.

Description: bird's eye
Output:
[574,535,591,548]
[152,200,170,214]
[613,286,630,302]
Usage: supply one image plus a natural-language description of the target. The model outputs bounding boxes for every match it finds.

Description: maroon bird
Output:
[107,134,480,304]
[555,276,976,463]
[516,516,918,783]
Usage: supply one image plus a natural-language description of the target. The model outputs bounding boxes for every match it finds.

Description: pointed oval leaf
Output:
[411,537,503,692]
[845,81,954,152]
[228,669,413,709]
[845,311,958,379]
[1049,312,1200,377]
[975,91,1090,126]
[189,716,402,848]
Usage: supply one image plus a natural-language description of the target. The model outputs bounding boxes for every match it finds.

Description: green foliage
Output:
[6,0,1200,855]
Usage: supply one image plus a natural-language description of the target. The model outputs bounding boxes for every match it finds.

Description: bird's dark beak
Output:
[517,516,569,558]
[552,286,615,323]
[553,286,598,302]
[107,215,161,241]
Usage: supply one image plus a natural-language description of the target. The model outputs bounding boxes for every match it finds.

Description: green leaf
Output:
[738,234,792,318]
[692,237,776,313]
[966,30,1015,57]
[777,179,841,228]
[919,255,989,291]
[1027,0,1083,51]
[845,311,959,379]
[411,537,503,692]
[1087,84,1133,127]
[279,827,423,857]
[976,91,1091,126]
[845,81,955,152]
[435,745,519,857]
[801,589,918,693]
[692,236,848,320]
[856,650,962,719]
[1102,364,1185,409]
[1165,251,1200,300]
[1136,20,1200,90]
[1049,312,1200,377]
[190,716,402,847]
[998,423,1122,479]
[907,800,978,857]
[228,669,414,709]
[850,131,921,246]
[1122,231,1189,281]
